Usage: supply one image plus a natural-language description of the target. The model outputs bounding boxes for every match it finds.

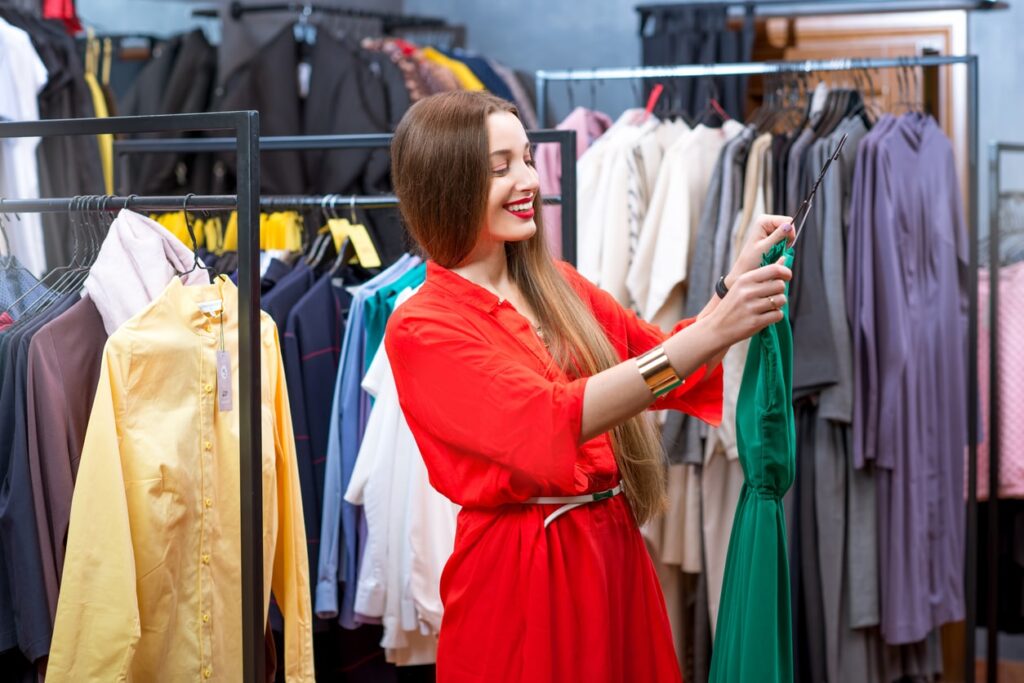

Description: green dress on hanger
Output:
[709,241,796,683]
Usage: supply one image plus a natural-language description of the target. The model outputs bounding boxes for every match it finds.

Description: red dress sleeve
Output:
[385,303,592,505]
[555,261,723,426]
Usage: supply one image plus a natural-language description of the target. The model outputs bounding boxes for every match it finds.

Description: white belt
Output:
[524,484,624,528]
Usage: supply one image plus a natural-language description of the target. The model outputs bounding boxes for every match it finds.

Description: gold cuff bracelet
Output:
[636,345,683,398]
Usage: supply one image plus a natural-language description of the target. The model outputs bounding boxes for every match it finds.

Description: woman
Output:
[385,90,793,682]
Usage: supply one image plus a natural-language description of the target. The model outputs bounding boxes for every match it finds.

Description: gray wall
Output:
[77,0,212,37]
[402,0,644,124]
[75,0,403,49]
[969,3,1024,236]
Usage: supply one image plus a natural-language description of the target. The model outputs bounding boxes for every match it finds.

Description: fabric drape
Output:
[710,241,796,683]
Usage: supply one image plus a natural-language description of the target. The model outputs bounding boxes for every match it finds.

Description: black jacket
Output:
[212,24,409,196]
[118,29,218,195]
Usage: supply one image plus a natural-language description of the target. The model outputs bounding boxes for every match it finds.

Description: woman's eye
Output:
[525,157,536,168]
[492,166,509,176]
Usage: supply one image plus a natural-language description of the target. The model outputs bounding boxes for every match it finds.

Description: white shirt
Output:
[577,109,648,286]
[407,417,458,635]
[345,347,391,619]
[579,111,662,305]
[628,121,745,330]
[345,286,457,665]
[0,18,48,277]
[620,122,675,308]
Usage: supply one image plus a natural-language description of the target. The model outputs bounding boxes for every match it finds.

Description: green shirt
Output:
[363,261,427,373]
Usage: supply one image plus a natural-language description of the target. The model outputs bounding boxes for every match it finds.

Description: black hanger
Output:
[759,71,806,135]
[815,86,849,138]
[307,194,339,274]
[308,194,338,272]
[43,195,97,299]
[175,193,212,281]
[5,195,96,322]
[328,236,357,277]
[791,133,848,247]
[890,57,920,115]
[747,72,775,132]
[304,194,333,266]
[330,196,381,280]
[0,203,33,282]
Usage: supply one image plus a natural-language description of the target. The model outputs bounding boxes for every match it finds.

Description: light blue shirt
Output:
[315,254,420,627]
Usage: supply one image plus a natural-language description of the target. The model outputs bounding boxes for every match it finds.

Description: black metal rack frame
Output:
[635,0,1007,20]
[536,54,983,681]
[192,1,448,31]
[0,111,268,682]
[982,141,1024,683]
[113,129,580,265]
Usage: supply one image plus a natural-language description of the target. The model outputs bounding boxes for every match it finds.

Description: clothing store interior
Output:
[0,0,1022,681]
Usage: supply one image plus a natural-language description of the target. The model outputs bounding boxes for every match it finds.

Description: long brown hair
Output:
[391,91,666,524]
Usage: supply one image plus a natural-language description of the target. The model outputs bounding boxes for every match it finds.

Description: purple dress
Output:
[847,113,968,645]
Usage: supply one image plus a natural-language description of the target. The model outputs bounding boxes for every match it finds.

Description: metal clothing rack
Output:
[113,129,580,265]
[537,53,983,681]
[634,0,1008,20]
[534,54,978,128]
[192,1,447,31]
[981,141,1024,683]
[0,111,268,683]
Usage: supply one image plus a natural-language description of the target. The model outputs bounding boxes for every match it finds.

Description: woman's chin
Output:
[499,221,537,242]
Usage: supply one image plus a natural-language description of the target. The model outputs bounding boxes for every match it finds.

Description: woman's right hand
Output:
[709,259,792,345]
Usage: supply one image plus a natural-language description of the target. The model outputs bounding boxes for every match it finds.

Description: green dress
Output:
[709,242,796,683]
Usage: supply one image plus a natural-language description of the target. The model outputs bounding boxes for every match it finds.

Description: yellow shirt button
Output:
[204,441,212,451]
[204,498,213,508]
[202,613,210,624]
[203,667,212,678]
[202,554,210,564]
[204,384,213,393]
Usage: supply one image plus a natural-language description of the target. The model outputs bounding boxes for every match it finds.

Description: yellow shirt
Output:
[83,71,114,194]
[421,47,485,91]
[47,276,315,682]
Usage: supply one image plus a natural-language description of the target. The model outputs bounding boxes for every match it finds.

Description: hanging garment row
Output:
[112,24,540,299]
[118,24,538,201]
[0,203,319,682]
[0,189,462,681]
[540,70,968,683]
[0,11,539,279]
[0,7,105,277]
[114,24,536,288]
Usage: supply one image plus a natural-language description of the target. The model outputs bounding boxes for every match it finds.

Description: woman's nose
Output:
[514,163,540,193]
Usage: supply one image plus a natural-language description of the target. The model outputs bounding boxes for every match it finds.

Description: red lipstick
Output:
[503,197,535,220]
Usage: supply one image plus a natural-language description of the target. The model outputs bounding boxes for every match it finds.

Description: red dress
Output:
[385,260,723,683]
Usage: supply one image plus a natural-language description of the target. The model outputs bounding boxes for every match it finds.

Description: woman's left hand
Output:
[724,214,795,289]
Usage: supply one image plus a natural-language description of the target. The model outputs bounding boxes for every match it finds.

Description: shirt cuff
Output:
[314,581,339,620]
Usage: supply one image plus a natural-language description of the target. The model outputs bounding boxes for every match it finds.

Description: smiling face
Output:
[482,111,540,246]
